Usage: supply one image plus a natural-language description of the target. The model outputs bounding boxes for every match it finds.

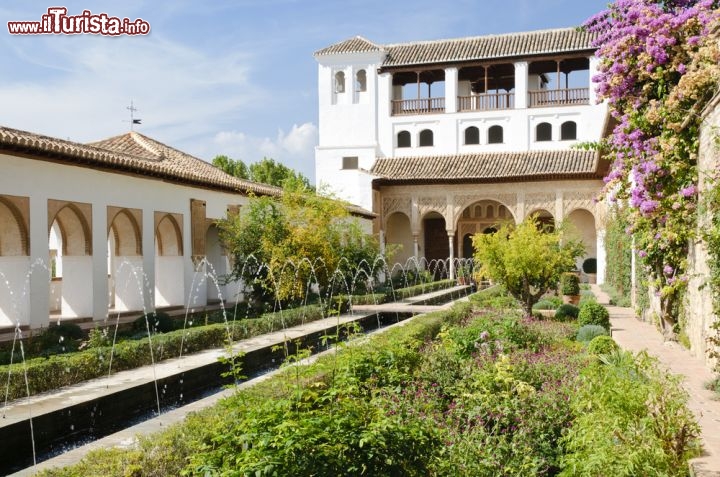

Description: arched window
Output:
[488,125,503,144]
[334,71,345,93]
[561,121,577,140]
[397,130,411,148]
[355,69,367,92]
[536,122,552,142]
[464,126,480,145]
[419,129,434,147]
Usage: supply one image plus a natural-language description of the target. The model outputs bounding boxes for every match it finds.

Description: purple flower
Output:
[638,250,647,258]
[677,63,686,74]
[681,185,697,197]
[663,265,674,276]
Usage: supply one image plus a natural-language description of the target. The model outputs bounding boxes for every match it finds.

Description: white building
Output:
[0,127,374,331]
[314,27,610,279]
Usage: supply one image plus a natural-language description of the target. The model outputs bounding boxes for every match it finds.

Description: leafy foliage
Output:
[555,303,580,322]
[586,335,619,355]
[473,216,584,317]
[584,0,720,335]
[560,351,700,476]
[577,324,610,343]
[578,302,611,331]
[211,154,250,180]
[560,272,580,296]
[219,181,381,306]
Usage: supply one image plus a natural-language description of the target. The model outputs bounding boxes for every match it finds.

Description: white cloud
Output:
[210,122,318,182]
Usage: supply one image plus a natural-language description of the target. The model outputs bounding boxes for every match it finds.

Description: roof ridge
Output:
[129,131,165,158]
[380,26,582,48]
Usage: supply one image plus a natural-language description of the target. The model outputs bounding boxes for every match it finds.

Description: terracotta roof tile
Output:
[316,28,596,67]
[0,126,281,196]
[371,149,601,183]
[314,36,383,56]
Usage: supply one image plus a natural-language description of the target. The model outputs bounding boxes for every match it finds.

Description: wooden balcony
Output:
[528,88,589,107]
[458,93,514,111]
[391,97,445,116]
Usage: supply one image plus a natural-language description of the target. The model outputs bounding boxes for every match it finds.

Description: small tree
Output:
[218,181,380,307]
[472,216,584,317]
[249,157,313,189]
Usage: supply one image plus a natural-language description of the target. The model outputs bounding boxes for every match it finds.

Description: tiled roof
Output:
[316,28,595,68]
[371,149,603,184]
[0,126,281,196]
[314,36,383,56]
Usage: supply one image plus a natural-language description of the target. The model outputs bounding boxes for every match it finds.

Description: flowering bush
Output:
[585,0,720,336]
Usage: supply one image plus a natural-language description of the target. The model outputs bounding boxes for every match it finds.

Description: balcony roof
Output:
[316,27,596,69]
[371,149,607,185]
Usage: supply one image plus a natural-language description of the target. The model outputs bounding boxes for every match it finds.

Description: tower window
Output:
[355,69,367,92]
[397,130,411,148]
[334,71,346,93]
[464,126,480,145]
[488,125,503,144]
[536,122,552,142]
[561,121,577,140]
[419,129,434,147]
[342,156,358,169]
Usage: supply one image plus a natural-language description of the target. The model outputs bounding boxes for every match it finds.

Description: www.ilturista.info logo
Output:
[7,7,150,35]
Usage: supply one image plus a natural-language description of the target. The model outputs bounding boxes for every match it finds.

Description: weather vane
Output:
[125,100,142,130]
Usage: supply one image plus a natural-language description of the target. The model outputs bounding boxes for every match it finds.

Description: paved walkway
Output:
[591,285,720,477]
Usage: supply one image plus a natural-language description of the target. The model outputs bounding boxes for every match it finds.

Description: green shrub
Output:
[391,279,456,301]
[560,272,580,296]
[577,324,609,343]
[532,296,561,310]
[587,335,619,355]
[560,351,700,476]
[554,303,579,322]
[578,302,611,331]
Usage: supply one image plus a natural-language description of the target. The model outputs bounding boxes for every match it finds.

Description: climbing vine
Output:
[585,0,720,337]
[604,207,633,302]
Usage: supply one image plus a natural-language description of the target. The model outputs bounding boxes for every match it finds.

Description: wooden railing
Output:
[458,92,514,111]
[391,97,445,115]
[528,88,589,107]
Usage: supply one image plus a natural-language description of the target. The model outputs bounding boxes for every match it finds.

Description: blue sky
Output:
[0,0,609,182]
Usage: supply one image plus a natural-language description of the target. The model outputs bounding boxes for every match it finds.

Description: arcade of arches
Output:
[379,184,604,280]
[0,194,241,329]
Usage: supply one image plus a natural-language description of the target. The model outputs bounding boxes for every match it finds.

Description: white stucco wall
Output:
[0,152,253,328]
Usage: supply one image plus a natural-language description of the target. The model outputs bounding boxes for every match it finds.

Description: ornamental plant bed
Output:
[35,297,699,477]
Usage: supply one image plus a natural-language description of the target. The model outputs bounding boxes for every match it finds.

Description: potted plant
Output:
[582,258,597,284]
[560,272,581,305]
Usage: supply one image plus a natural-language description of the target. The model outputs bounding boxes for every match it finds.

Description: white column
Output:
[596,228,606,285]
[29,196,49,328]
[142,208,155,312]
[448,233,455,280]
[589,56,600,104]
[445,67,458,113]
[92,204,108,322]
[514,61,528,109]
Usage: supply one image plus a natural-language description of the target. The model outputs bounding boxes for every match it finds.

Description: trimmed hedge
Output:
[391,279,457,301]
[578,302,611,331]
[555,304,580,322]
[0,304,326,402]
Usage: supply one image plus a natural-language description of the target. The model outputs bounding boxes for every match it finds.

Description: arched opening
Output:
[397,130,411,148]
[456,199,514,259]
[566,209,597,276]
[536,122,552,142]
[561,121,577,140]
[355,69,367,92]
[419,129,434,147]
[422,212,448,263]
[529,209,555,233]
[334,71,346,93]
[155,213,184,307]
[108,208,144,312]
[0,196,29,327]
[488,125,503,144]
[386,212,413,265]
[464,126,480,145]
[49,204,93,318]
[462,234,474,259]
